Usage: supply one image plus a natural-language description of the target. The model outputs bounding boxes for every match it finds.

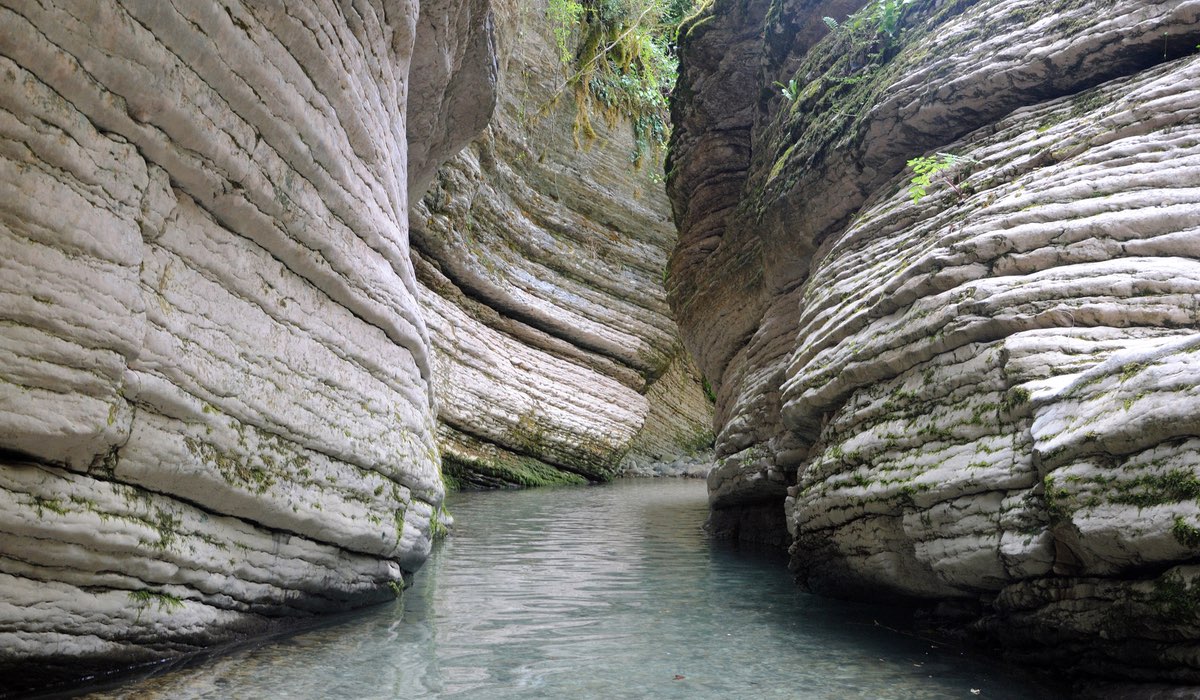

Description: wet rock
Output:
[668,0,1200,685]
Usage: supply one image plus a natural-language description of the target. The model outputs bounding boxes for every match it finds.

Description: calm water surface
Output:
[84,479,1061,699]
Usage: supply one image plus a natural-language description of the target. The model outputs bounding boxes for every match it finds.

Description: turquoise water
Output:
[84,479,1061,699]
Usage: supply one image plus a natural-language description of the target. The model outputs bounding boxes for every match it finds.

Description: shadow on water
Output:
[65,479,1065,699]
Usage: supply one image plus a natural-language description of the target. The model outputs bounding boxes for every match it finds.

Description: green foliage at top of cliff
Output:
[548,0,695,165]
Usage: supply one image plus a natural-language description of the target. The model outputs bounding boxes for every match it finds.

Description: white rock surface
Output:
[0,0,494,690]
[412,0,712,487]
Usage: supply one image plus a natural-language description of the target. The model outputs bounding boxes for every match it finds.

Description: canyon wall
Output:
[0,0,493,692]
[668,0,1200,686]
[412,0,712,488]
[0,0,711,692]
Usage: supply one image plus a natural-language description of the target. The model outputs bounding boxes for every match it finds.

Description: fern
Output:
[907,153,975,204]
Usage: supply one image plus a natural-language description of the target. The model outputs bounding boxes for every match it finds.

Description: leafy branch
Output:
[907,153,976,204]
[543,0,692,164]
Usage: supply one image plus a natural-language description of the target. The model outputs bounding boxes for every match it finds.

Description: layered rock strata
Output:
[0,0,493,692]
[669,0,1200,685]
[412,0,712,488]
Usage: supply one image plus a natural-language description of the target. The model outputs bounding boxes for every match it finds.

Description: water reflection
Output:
[82,479,1062,699]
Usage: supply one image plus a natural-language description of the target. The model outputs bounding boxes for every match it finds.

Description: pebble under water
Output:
[81,479,1063,699]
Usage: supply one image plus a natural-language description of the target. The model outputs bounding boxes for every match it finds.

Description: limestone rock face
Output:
[0,0,494,691]
[669,0,1200,684]
[412,0,713,488]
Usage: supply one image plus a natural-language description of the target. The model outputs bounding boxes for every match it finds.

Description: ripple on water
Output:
[80,479,1064,699]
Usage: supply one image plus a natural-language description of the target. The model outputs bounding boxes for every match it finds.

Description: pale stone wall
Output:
[412,0,713,487]
[0,0,494,689]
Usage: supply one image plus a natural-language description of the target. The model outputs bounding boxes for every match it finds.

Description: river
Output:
[80,479,1061,699]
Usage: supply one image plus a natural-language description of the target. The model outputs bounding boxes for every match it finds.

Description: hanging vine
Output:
[546,0,694,166]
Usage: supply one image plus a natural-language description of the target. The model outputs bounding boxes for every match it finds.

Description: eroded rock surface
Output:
[0,0,493,691]
[412,0,712,488]
[669,0,1200,685]
[0,0,713,690]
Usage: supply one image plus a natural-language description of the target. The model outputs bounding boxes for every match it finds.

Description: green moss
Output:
[431,504,451,540]
[151,508,180,551]
[443,452,588,489]
[1109,469,1200,509]
[680,428,715,454]
[1172,516,1200,548]
[1123,391,1148,411]
[1119,361,1149,383]
[1035,112,1068,133]
[1070,87,1108,118]
[394,508,406,542]
[182,426,311,495]
[1143,572,1200,618]
[29,496,69,518]
[1043,475,1073,522]
[549,0,690,163]
[1002,386,1031,410]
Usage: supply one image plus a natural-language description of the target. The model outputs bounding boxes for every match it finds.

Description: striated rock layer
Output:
[0,0,494,692]
[412,0,712,488]
[669,0,1200,686]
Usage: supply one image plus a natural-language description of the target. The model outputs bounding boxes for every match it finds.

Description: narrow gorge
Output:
[1,0,1198,697]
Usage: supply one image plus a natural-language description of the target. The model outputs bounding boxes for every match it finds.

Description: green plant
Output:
[30,496,69,518]
[824,0,911,38]
[546,0,693,164]
[1173,516,1200,548]
[1043,475,1073,522]
[1110,469,1200,509]
[874,0,905,38]
[1001,386,1031,412]
[1144,572,1200,617]
[774,78,800,102]
[548,0,586,64]
[128,590,184,621]
[431,504,452,539]
[907,153,972,204]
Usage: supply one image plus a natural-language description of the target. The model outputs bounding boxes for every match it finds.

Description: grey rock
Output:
[413,0,712,487]
[669,0,1200,684]
[0,0,494,688]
